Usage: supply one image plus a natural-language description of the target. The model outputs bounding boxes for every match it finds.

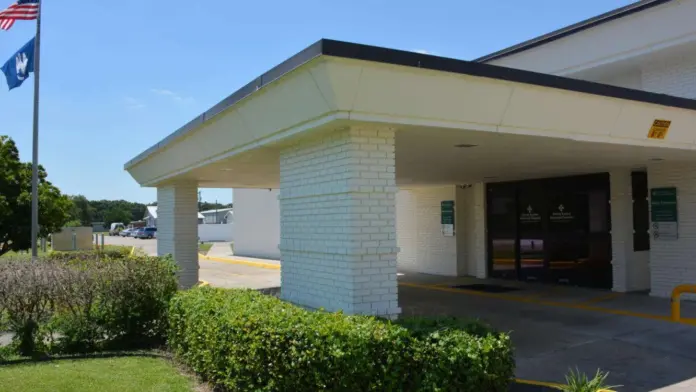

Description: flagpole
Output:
[30,0,42,260]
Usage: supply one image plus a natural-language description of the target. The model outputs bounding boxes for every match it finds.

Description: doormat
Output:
[451,283,521,293]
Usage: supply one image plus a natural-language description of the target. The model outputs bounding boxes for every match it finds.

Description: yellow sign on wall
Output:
[648,119,671,140]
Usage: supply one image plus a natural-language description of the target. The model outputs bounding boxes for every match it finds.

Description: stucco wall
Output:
[198,223,234,242]
[232,188,280,260]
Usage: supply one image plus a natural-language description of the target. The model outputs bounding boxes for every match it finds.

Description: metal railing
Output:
[671,284,696,322]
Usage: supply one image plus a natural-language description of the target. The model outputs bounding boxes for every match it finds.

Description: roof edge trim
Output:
[475,0,674,63]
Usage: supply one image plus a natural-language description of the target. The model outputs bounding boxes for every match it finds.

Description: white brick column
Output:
[472,182,488,279]
[157,183,199,288]
[610,170,632,292]
[279,128,400,318]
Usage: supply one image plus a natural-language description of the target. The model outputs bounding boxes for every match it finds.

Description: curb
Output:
[515,379,563,389]
[199,253,280,270]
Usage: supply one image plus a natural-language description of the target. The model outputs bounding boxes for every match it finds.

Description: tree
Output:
[69,194,93,226]
[0,136,72,256]
[103,207,132,229]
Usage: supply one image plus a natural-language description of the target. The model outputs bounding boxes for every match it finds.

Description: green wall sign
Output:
[441,200,454,225]
[650,187,678,241]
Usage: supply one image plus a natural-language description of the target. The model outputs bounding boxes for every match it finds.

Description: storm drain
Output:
[451,283,521,293]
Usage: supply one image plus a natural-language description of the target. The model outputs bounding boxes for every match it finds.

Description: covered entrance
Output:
[487,173,612,289]
[125,39,696,316]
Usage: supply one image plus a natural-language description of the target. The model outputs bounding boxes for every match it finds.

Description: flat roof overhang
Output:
[125,39,696,188]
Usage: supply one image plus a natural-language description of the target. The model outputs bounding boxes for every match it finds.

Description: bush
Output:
[0,253,177,356]
[169,287,514,392]
[49,245,132,261]
[560,368,620,392]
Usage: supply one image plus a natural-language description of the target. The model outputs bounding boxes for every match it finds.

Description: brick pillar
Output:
[610,170,632,292]
[157,183,199,288]
[279,127,401,318]
[472,182,488,279]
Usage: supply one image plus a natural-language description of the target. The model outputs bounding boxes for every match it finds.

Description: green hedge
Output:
[169,287,515,392]
[0,253,178,356]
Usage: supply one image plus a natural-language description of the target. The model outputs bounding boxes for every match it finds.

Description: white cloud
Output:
[124,96,145,110]
[151,88,194,103]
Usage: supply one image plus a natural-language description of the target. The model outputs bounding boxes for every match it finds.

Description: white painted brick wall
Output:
[395,184,487,278]
[458,183,487,278]
[648,163,696,298]
[157,183,199,288]
[279,128,400,317]
[642,50,696,99]
[233,188,281,259]
[610,170,650,292]
[396,186,457,276]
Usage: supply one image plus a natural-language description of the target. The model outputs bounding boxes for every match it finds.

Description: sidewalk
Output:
[201,243,280,269]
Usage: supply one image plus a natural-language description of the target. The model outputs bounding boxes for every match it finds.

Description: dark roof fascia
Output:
[475,0,674,63]
[126,37,696,169]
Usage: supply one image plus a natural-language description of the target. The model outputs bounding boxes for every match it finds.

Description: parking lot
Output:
[104,235,696,390]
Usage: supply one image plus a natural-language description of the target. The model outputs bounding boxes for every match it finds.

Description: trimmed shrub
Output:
[169,287,515,392]
[0,253,177,356]
[49,245,132,261]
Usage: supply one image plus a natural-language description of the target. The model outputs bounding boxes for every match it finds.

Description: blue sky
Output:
[0,0,635,204]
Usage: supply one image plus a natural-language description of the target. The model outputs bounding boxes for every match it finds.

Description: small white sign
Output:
[442,224,454,237]
[653,221,678,241]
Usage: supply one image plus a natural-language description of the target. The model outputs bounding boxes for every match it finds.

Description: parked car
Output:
[120,228,135,237]
[135,227,157,239]
[109,222,125,236]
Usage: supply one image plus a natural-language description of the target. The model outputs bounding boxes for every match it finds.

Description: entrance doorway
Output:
[487,173,612,289]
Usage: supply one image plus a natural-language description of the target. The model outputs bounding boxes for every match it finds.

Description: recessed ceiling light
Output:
[454,144,478,148]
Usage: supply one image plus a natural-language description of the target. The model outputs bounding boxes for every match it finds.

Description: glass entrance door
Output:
[517,184,545,282]
[486,173,612,289]
[545,190,589,285]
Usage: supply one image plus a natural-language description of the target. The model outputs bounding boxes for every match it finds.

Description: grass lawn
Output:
[0,355,198,392]
[198,243,213,255]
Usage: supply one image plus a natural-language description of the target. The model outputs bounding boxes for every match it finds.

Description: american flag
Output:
[0,0,39,31]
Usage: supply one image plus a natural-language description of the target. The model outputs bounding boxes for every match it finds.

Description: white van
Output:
[109,222,125,236]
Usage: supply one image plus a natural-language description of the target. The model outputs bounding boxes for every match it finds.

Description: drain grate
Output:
[451,283,521,293]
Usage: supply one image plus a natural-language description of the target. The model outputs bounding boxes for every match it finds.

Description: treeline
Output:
[67,196,232,228]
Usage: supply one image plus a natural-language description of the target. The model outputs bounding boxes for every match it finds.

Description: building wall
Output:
[395,184,487,278]
[198,223,234,242]
[396,186,457,276]
[232,188,281,260]
[610,170,651,292]
[642,50,696,99]
[592,69,643,90]
[647,163,696,298]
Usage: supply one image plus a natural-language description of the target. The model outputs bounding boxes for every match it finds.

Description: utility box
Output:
[51,226,93,251]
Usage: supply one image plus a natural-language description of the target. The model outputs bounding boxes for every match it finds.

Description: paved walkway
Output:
[206,241,234,258]
[399,273,696,391]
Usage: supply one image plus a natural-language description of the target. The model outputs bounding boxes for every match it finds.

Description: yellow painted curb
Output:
[398,282,686,325]
[198,280,210,287]
[515,378,564,389]
[199,253,280,270]
[515,378,614,391]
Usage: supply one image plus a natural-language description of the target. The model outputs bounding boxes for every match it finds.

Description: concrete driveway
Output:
[104,236,280,290]
[399,273,696,391]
